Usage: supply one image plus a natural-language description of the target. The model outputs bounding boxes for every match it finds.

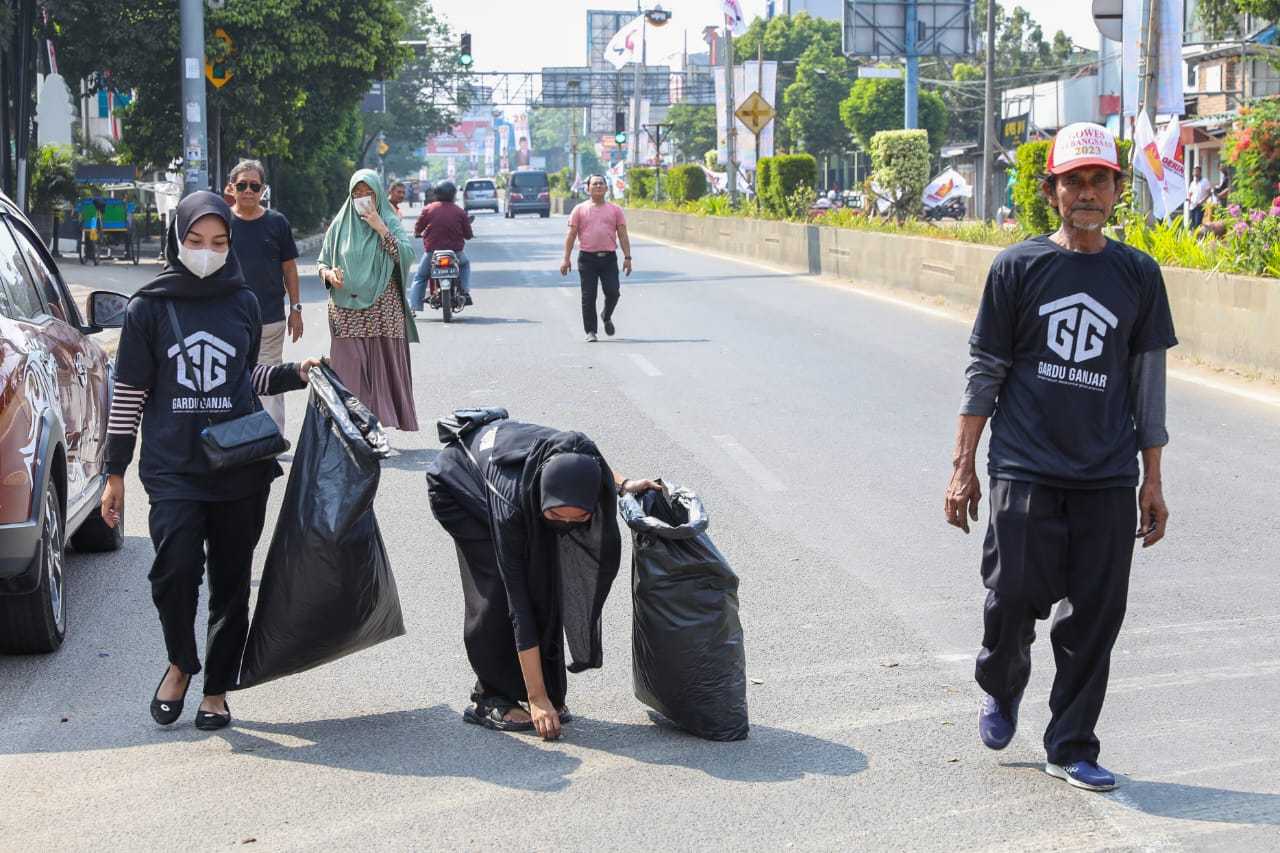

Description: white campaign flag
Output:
[1133,111,1168,219]
[922,168,973,208]
[1157,116,1186,215]
[605,15,645,70]
[722,0,748,36]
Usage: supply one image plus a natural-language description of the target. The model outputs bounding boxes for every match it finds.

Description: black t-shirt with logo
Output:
[970,236,1178,489]
[115,289,277,501]
[231,209,299,324]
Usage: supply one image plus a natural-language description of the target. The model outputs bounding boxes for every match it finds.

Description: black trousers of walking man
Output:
[975,478,1137,766]
[578,250,620,335]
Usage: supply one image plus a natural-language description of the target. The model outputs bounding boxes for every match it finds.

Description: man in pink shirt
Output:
[561,175,632,342]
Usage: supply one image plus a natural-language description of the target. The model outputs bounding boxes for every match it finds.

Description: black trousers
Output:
[147,491,270,695]
[578,250,621,334]
[975,479,1136,765]
[454,538,567,710]
[1190,204,1205,228]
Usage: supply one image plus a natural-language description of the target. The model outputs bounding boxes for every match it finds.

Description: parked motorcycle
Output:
[923,197,966,221]
[425,249,465,322]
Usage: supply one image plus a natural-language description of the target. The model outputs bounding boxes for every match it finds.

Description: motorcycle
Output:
[425,249,465,323]
[923,197,966,221]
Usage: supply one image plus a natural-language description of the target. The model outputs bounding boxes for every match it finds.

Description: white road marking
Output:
[935,653,973,663]
[712,434,787,492]
[627,353,662,376]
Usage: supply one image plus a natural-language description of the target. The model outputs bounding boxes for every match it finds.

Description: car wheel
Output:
[70,503,123,553]
[540,210,550,218]
[0,481,67,653]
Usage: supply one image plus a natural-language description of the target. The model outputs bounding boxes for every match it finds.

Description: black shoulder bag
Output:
[165,300,290,471]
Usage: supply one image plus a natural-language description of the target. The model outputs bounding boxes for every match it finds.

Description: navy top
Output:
[970,237,1178,488]
[231,209,299,324]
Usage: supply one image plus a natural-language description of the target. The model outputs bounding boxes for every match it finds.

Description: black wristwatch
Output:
[623,256,632,260]
[617,479,630,497]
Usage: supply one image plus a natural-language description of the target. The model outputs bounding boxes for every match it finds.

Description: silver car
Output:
[463,178,499,214]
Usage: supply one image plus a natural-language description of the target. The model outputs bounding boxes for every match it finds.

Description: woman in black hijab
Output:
[428,410,662,740]
[100,192,322,731]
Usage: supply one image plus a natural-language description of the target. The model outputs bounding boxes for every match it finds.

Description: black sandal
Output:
[150,669,191,726]
[195,700,231,731]
[558,707,573,724]
[463,698,535,732]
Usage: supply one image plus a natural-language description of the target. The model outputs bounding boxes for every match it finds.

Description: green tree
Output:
[665,103,716,162]
[1196,0,1280,37]
[840,77,948,155]
[783,42,851,160]
[870,129,930,219]
[360,0,468,171]
[732,12,848,151]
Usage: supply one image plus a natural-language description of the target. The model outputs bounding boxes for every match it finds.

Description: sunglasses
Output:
[235,181,263,193]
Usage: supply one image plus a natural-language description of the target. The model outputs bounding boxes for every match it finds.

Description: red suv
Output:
[0,194,125,653]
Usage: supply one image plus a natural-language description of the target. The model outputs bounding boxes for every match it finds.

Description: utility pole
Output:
[904,0,919,129]
[1135,0,1160,215]
[981,0,996,220]
[179,0,209,197]
[632,5,645,167]
[724,18,737,204]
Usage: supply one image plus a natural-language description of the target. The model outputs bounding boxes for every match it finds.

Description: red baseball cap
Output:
[1046,122,1123,175]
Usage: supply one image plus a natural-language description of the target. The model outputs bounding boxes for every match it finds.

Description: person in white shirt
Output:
[1187,167,1212,229]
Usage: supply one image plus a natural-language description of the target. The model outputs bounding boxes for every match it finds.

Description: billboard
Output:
[426,119,492,156]
[843,0,974,60]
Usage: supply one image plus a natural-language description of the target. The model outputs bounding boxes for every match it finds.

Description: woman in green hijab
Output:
[318,169,420,431]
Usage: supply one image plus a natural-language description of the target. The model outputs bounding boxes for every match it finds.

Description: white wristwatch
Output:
[291,303,303,313]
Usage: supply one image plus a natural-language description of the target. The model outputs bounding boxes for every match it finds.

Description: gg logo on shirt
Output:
[167,331,236,392]
[1038,293,1118,364]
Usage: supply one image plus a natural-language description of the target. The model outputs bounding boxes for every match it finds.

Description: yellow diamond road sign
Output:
[735,91,775,136]
[206,28,234,89]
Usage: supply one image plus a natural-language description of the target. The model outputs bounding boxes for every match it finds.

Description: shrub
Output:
[870,129,930,220]
[29,145,79,215]
[627,166,657,201]
[665,163,708,204]
[757,153,817,217]
[1226,99,1280,211]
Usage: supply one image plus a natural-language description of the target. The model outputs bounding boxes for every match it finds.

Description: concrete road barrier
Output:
[625,208,1280,380]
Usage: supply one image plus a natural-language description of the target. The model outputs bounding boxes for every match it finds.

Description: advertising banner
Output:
[715,61,777,170]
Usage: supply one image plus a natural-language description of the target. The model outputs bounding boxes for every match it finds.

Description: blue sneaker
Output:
[1045,761,1117,792]
[978,692,1021,750]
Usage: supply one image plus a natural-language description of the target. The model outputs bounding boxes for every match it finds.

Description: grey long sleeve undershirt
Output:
[959,346,1169,449]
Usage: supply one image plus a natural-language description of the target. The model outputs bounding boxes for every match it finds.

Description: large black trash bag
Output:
[621,485,748,741]
[233,364,405,690]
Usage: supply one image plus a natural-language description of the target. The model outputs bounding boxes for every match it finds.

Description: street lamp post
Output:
[633,6,672,168]
[178,0,209,197]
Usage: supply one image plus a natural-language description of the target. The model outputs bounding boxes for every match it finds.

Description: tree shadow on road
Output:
[565,713,868,783]
[1002,761,1280,825]
[222,706,580,792]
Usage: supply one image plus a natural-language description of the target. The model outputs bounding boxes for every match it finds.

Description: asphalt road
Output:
[4,209,1280,851]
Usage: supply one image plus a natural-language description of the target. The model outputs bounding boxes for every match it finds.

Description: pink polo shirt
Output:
[569,201,626,252]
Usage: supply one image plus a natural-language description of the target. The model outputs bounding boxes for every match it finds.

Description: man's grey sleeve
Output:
[959,346,1011,417]
[1130,348,1169,449]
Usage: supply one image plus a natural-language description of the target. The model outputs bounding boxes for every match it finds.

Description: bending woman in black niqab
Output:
[427,412,661,740]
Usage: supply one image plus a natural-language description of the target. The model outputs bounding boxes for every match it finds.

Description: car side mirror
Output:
[88,290,129,330]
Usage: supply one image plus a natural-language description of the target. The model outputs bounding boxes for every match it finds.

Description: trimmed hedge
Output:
[627,166,657,201]
[870,129,930,219]
[1013,138,1134,234]
[758,153,817,217]
[665,163,708,204]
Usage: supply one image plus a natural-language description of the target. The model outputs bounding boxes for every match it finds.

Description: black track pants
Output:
[147,491,270,695]
[975,478,1137,765]
[578,251,620,334]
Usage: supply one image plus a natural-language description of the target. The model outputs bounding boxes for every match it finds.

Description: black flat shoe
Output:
[195,702,231,731]
[150,669,191,726]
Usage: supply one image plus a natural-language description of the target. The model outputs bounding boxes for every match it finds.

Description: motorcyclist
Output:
[410,181,473,311]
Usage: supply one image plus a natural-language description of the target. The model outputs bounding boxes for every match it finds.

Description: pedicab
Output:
[76,196,140,265]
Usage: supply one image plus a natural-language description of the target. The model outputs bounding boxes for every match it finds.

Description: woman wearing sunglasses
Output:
[228,160,302,435]
[316,169,420,431]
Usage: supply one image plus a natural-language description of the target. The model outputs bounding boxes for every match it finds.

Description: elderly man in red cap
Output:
[943,122,1178,791]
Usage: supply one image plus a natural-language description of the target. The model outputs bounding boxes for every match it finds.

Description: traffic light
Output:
[614,111,627,145]
[458,33,473,67]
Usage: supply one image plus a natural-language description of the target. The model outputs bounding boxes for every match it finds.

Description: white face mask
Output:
[178,244,229,278]
[353,196,375,216]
